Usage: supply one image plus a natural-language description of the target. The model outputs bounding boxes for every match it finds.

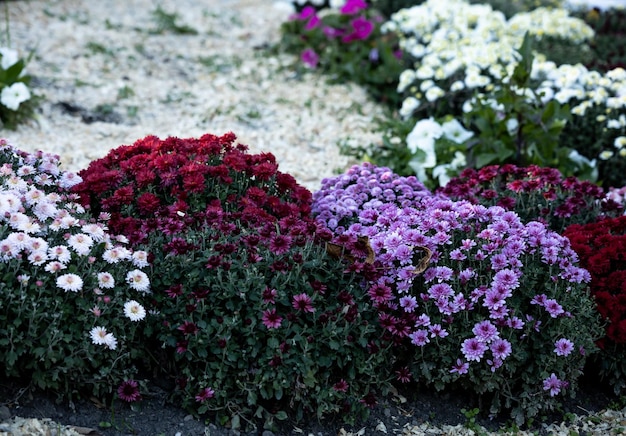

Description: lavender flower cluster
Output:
[312,163,601,418]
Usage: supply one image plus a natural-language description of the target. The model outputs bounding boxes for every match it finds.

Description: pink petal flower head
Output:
[301,48,319,69]
[117,379,141,402]
[543,373,562,397]
[195,387,215,402]
[342,17,374,43]
[554,338,574,356]
[305,14,321,30]
[262,308,283,329]
[292,293,315,313]
[333,379,349,392]
[297,6,317,21]
[340,0,368,14]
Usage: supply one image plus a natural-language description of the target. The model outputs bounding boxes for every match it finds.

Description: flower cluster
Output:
[439,164,623,232]
[279,0,405,105]
[0,139,150,402]
[564,216,626,394]
[74,134,393,425]
[313,163,602,422]
[386,0,594,119]
[0,47,38,129]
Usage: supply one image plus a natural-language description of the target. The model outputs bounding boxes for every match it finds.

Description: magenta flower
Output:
[300,48,319,69]
[490,338,512,360]
[333,379,349,392]
[292,293,315,313]
[269,234,292,255]
[554,338,574,356]
[297,5,317,20]
[262,308,283,329]
[323,26,345,39]
[543,373,563,396]
[409,329,430,346]
[461,337,488,362]
[117,379,141,402]
[395,367,412,383]
[342,17,374,43]
[262,286,278,304]
[544,298,565,318]
[399,295,417,312]
[305,14,321,30]
[340,0,367,14]
[177,320,199,335]
[195,387,215,402]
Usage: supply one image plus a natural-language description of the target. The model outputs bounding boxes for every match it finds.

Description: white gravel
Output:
[3,0,385,191]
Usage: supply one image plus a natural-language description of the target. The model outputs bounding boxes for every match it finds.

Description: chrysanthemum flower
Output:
[195,387,215,402]
[97,272,115,289]
[262,308,283,329]
[56,273,83,292]
[123,300,146,322]
[292,293,315,313]
[117,379,141,402]
[90,326,108,346]
[126,269,150,293]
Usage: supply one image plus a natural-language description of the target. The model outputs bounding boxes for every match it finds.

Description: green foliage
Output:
[149,6,198,35]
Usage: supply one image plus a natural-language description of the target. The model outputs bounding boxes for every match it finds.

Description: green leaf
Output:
[275,411,288,421]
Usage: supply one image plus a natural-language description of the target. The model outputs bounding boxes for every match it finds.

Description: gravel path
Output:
[3,0,385,191]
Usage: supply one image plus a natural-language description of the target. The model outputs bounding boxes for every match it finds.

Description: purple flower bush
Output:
[0,139,150,402]
[312,163,602,423]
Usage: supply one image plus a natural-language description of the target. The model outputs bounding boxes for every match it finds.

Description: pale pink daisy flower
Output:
[48,245,71,263]
[0,239,20,259]
[68,233,94,256]
[6,175,27,191]
[7,232,29,251]
[90,326,109,345]
[16,165,36,177]
[103,247,131,263]
[60,215,79,228]
[56,273,83,292]
[91,306,102,317]
[28,237,48,252]
[8,212,29,230]
[97,272,115,289]
[18,220,41,234]
[81,223,106,242]
[123,300,146,322]
[23,187,44,205]
[126,270,150,293]
[27,250,48,266]
[132,251,149,268]
[58,172,83,189]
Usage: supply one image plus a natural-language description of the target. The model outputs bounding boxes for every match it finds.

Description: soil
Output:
[0,370,618,436]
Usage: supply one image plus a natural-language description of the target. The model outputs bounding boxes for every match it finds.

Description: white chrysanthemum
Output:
[7,212,30,230]
[399,96,421,119]
[97,271,115,289]
[44,261,66,273]
[615,136,626,150]
[58,172,83,189]
[124,300,146,322]
[23,187,44,205]
[81,223,106,242]
[0,239,19,260]
[33,202,58,220]
[0,191,21,215]
[56,273,83,292]
[103,246,131,263]
[104,333,117,350]
[90,326,111,346]
[6,232,30,251]
[132,251,150,268]
[600,150,614,160]
[5,175,28,192]
[48,245,71,263]
[441,118,473,144]
[126,270,150,293]
[425,86,445,102]
[0,47,19,69]
[68,233,94,256]
[27,250,48,266]
[18,220,41,234]
[1,82,31,111]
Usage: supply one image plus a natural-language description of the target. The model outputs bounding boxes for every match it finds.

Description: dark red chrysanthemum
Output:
[118,379,141,402]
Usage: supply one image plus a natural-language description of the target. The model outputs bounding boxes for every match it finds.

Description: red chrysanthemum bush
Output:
[74,134,395,429]
[564,216,626,395]
[439,164,622,233]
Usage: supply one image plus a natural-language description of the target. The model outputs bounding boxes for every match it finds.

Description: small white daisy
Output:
[56,273,83,292]
[126,270,150,293]
[90,326,108,346]
[132,251,149,268]
[123,300,146,322]
[97,272,115,289]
